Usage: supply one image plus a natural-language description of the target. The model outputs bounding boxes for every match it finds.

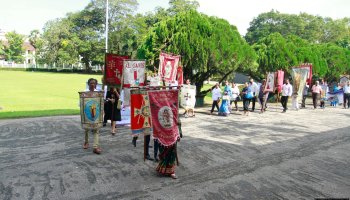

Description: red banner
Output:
[276,70,285,93]
[158,52,180,83]
[148,90,179,146]
[105,53,130,85]
[130,89,151,135]
[299,63,313,86]
[177,66,183,85]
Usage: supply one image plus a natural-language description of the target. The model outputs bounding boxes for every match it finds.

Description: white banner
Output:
[180,85,196,109]
[123,60,145,87]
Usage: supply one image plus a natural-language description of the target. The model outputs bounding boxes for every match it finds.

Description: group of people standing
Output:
[210,78,269,116]
[210,78,350,116]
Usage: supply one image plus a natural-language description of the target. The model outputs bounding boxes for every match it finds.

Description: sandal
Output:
[170,174,177,179]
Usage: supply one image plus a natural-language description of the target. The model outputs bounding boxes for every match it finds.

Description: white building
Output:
[0,28,36,66]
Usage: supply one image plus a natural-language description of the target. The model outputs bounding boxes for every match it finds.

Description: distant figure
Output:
[210,83,222,115]
[218,91,230,116]
[343,81,350,109]
[249,78,259,112]
[301,82,309,108]
[242,82,253,116]
[230,82,240,112]
[311,81,322,109]
[281,79,293,113]
[258,79,269,113]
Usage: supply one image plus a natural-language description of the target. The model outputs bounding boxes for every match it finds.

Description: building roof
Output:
[1,40,35,52]
[23,41,35,51]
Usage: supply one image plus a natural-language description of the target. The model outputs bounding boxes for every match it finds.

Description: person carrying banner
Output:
[147,89,181,179]
[83,78,102,154]
[210,83,222,115]
[182,79,195,117]
[281,79,293,113]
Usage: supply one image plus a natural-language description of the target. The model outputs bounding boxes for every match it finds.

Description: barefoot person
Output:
[156,120,182,179]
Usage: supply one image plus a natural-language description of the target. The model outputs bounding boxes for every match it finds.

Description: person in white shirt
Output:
[230,82,240,112]
[281,79,293,113]
[249,78,259,112]
[210,83,222,114]
[343,81,350,109]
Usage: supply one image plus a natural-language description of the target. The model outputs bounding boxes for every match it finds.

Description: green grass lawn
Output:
[0,71,221,119]
[0,71,102,119]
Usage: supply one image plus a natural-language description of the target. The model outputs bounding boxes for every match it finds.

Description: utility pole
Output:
[105,0,109,53]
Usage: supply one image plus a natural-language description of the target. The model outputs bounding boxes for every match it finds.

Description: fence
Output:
[0,62,102,72]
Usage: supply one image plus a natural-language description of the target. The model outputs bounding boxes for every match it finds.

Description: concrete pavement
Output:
[0,105,350,199]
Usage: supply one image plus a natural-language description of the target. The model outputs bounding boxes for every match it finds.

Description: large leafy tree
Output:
[251,33,297,78]
[285,35,327,77]
[67,5,105,71]
[4,31,25,63]
[318,43,350,81]
[28,30,45,64]
[40,18,79,66]
[138,10,256,95]
[38,0,138,71]
[87,0,139,55]
[245,10,350,44]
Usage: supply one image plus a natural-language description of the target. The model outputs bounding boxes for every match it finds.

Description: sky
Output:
[0,0,349,36]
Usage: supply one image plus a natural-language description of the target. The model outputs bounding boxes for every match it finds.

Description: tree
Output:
[319,43,350,81]
[245,10,350,44]
[251,33,297,78]
[37,0,139,71]
[168,0,199,15]
[285,35,327,77]
[0,42,5,57]
[88,0,139,55]
[138,10,256,95]
[40,18,79,65]
[4,31,25,63]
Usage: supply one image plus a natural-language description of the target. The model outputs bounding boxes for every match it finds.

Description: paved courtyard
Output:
[0,104,350,200]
